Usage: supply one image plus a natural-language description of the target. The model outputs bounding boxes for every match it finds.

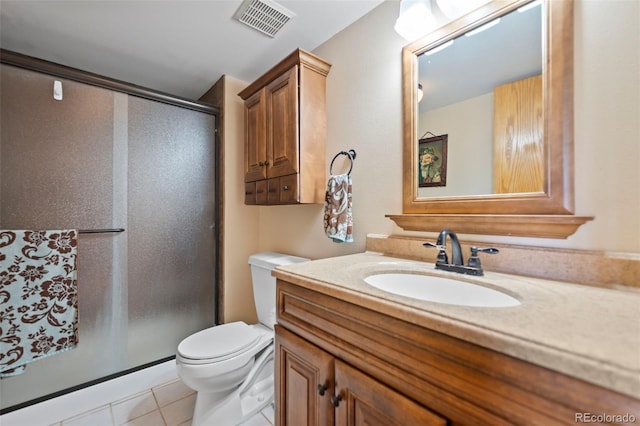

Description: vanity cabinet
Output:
[276,325,445,426]
[275,279,640,425]
[239,49,331,205]
[275,325,333,425]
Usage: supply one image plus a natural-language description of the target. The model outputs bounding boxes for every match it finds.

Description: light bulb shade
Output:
[435,0,465,19]
[436,0,490,20]
[394,0,436,42]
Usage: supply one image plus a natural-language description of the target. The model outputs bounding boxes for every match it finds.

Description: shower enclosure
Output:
[0,58,219,410]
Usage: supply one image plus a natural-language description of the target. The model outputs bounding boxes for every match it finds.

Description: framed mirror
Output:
[388,0,593,238]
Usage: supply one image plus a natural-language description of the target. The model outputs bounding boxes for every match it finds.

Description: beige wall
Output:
[223,0,639,321]
[572,0,639,252]
[222,76,259,324]
[257,1,405,259]
[420,92,494,197]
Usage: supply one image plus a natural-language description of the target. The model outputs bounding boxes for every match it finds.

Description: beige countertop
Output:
[273,252,640,399]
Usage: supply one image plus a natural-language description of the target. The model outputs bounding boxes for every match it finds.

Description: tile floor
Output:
[51,378,274,426]
[1,361,274,426]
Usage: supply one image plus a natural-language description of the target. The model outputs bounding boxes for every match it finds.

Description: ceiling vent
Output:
[234,0,295,38]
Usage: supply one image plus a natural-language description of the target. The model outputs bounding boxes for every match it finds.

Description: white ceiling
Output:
[0,0,385,100]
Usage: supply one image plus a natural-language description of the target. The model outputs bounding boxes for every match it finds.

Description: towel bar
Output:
[330,149,357,175]
[78,228,125,234]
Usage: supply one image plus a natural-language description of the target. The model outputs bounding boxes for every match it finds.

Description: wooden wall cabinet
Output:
[275,279,640,425]
[240,49,331,205]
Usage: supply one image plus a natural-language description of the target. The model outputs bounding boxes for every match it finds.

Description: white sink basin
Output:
[364,273,520,307]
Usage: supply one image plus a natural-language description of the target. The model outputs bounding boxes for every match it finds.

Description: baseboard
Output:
[0,359,177,425]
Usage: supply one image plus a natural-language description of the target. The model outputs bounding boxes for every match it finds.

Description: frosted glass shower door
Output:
[127,97,216,365]
[0,65,125,408]
[0,63,218,410]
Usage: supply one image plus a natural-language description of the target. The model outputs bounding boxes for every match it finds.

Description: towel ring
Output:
[330,149,357,175]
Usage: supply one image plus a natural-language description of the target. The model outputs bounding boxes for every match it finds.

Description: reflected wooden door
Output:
[493,74,544,194]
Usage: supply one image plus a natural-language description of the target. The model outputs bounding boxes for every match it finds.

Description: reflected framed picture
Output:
[418,134,447,187]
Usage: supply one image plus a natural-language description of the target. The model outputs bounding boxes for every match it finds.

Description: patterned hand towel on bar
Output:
[323,173,353,243]
[0,230,79,377]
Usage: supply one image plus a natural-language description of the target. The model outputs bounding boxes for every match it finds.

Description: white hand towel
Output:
[323,174,353,243]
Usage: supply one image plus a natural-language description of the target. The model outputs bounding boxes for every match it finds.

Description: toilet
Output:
[176,252,309,426]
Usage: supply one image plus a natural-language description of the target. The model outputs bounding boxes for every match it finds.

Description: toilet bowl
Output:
[176,252,309,426]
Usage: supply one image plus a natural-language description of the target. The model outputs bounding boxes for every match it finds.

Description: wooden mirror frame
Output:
[387,0,593,238]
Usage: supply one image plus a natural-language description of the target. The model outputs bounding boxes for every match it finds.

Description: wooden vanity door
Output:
[333,360,447,426]
[275,325,334,426]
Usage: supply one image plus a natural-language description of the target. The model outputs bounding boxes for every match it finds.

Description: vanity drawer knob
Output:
[282,185,289,191]
[330,394,342,407]
[317,383,328,396]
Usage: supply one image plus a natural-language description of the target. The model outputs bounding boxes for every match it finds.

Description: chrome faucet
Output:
[423,229,498,276]
[424,229,463,265]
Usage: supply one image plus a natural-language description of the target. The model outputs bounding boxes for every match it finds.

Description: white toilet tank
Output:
[248,252,309,328]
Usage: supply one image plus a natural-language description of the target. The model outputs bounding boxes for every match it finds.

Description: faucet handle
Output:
[423,242,444,250]
[468,246,499,269]
[423,242,448,264]
[471,247,499,255]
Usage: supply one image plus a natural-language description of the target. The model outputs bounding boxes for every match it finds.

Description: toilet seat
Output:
[177,322,270,365]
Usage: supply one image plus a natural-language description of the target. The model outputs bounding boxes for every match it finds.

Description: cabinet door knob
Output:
[330,394,342,407]
[317,383,328,396]
[244,191,253,195]
[264,160,270,166]
[258,161,264,166]
[282,185,289,191]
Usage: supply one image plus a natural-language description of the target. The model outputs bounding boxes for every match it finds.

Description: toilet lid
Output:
[177,322,261,361]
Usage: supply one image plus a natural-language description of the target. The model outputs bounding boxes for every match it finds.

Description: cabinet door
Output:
[267,177,281,204]
[245,88,267,182]
[279,174,299,204]
[267,66,299,178]
[275,325,334,426]
[255,180,268,204]
[245,182,256,205]
[334,360,447,426]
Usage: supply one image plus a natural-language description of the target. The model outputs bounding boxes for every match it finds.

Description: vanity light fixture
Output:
[394,0,436,42]
[465,17,501,37]
[436,0,487,19]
